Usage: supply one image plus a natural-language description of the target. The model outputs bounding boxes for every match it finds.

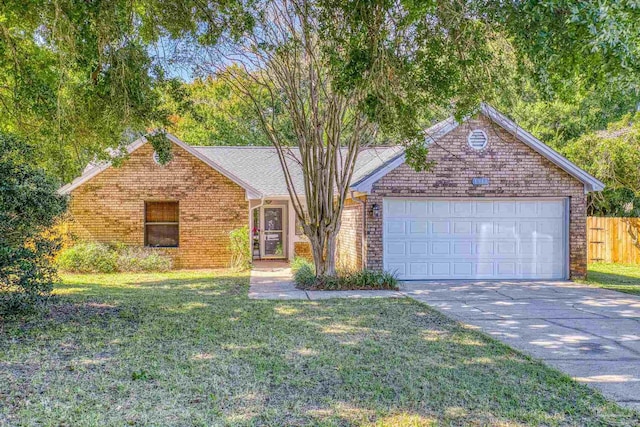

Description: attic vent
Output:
[468,129,488,150]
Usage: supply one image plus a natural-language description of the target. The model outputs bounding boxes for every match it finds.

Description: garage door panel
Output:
[517,201,538,216]
[409,221,428,235]
[475,221,493,235]
[409,263,427,276]
[453,221,472,234]
[385,241,406,256]
[453,241,473,255]
[496,221,517,236]
[409,241,428,255]
[408,201,429,217]
[431,221,450,234]
[386,220,406,236]
[386,200,407,216]
[452,201,473,216]
[495,201,517,216]
[431,263,450,276]
[518,221,537,236]
[537,221,562,236]
[539,201,564,217]
[453,263,473,275]
[383,198,567,280]
[431,201,451,215]
[475,241,495,255]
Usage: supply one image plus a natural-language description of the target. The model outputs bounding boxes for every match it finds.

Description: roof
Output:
[194,145,403,197]
[59,103,603,197]
[58,134,262,199]
[58,136,403,198]
[351,103,605,193]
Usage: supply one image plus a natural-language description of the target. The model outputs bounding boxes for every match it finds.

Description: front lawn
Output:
[586,263,640,295]
[1,271,637,425]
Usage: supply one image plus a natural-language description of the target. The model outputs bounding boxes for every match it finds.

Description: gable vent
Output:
[468,129,488,150]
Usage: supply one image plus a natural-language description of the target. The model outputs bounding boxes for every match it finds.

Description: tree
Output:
[194,2,378,276]
[0,134,68,313]
[563,113,640,216]
[160,72,291,147]
[0,0,175,182]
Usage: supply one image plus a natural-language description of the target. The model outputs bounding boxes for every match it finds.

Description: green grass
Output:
[2,270,638,426]
[586,263,640,295]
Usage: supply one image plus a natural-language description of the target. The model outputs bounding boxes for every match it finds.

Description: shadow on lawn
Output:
[3,273,639,425]
[587,270,640,296]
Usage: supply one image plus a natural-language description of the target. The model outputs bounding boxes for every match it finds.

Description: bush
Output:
[116,247,172,272]
[57,242,172,273]
[229,226,251,271]
[292,260,399,291]
[291,256,313,274]
[293,262,317,288]
[56,243,118,273]
[1,134,68,314]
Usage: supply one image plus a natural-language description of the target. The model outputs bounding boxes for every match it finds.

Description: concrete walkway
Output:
[249,263,640,409]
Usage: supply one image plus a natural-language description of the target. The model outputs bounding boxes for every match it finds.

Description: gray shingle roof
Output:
[193,146,403,197]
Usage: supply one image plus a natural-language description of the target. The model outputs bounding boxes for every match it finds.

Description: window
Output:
[145,201,179,247]
[468,129,488,150]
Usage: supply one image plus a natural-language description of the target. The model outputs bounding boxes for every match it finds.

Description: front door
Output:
[261,205,287,258]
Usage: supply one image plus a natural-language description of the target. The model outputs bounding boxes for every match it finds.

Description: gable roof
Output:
[58,134,403,199]
[58,134,262,199]
[59,104,603,198]
[195,145,403,197]
[351,103,605,193]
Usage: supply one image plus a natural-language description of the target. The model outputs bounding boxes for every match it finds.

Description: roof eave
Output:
[350,152,406,194]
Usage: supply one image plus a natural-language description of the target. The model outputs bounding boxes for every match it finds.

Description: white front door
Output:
[261,205,287,258]
[383,198,568,280]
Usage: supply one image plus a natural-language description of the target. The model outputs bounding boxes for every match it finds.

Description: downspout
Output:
[350,190,367,269]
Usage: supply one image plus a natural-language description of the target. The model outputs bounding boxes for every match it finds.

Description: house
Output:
[59,104,604,280]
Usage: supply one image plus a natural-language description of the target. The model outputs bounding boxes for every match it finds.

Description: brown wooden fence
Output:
[587,217,640,264]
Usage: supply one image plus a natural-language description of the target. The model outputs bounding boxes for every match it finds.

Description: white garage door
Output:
[383,198,567,280]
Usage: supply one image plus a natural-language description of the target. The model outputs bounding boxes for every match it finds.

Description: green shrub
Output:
[56,242,118,273]
[293,262,316,288]
[1,133,68,314]
[294,267,399,291]
[291,256,314,274]
[229,226,251,271]
[116,247,172,272]
[57,242,172,273]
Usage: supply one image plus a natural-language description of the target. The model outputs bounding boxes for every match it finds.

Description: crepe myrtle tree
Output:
[189,1,384,276]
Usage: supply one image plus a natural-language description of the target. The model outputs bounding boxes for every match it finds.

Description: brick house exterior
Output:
[66,142,248,268]
[363,114,588,278]
[60,104,602,278]
[336,198,365,271]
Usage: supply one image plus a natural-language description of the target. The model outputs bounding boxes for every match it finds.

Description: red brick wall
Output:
[366,114,587,279]
[336,197,365,271]
[67,142,248,268]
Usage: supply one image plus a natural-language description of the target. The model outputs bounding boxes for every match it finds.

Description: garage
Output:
[383,198,568,280]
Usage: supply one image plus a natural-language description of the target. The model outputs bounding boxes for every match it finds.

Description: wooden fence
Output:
[587,217,640,264]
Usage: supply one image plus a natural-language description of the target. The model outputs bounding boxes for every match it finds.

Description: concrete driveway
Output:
[401,280,640,410]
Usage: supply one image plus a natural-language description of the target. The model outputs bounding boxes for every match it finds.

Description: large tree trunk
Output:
[308,226,338,276]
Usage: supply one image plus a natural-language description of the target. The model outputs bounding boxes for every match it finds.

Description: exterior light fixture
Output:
[371,203,381,218]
